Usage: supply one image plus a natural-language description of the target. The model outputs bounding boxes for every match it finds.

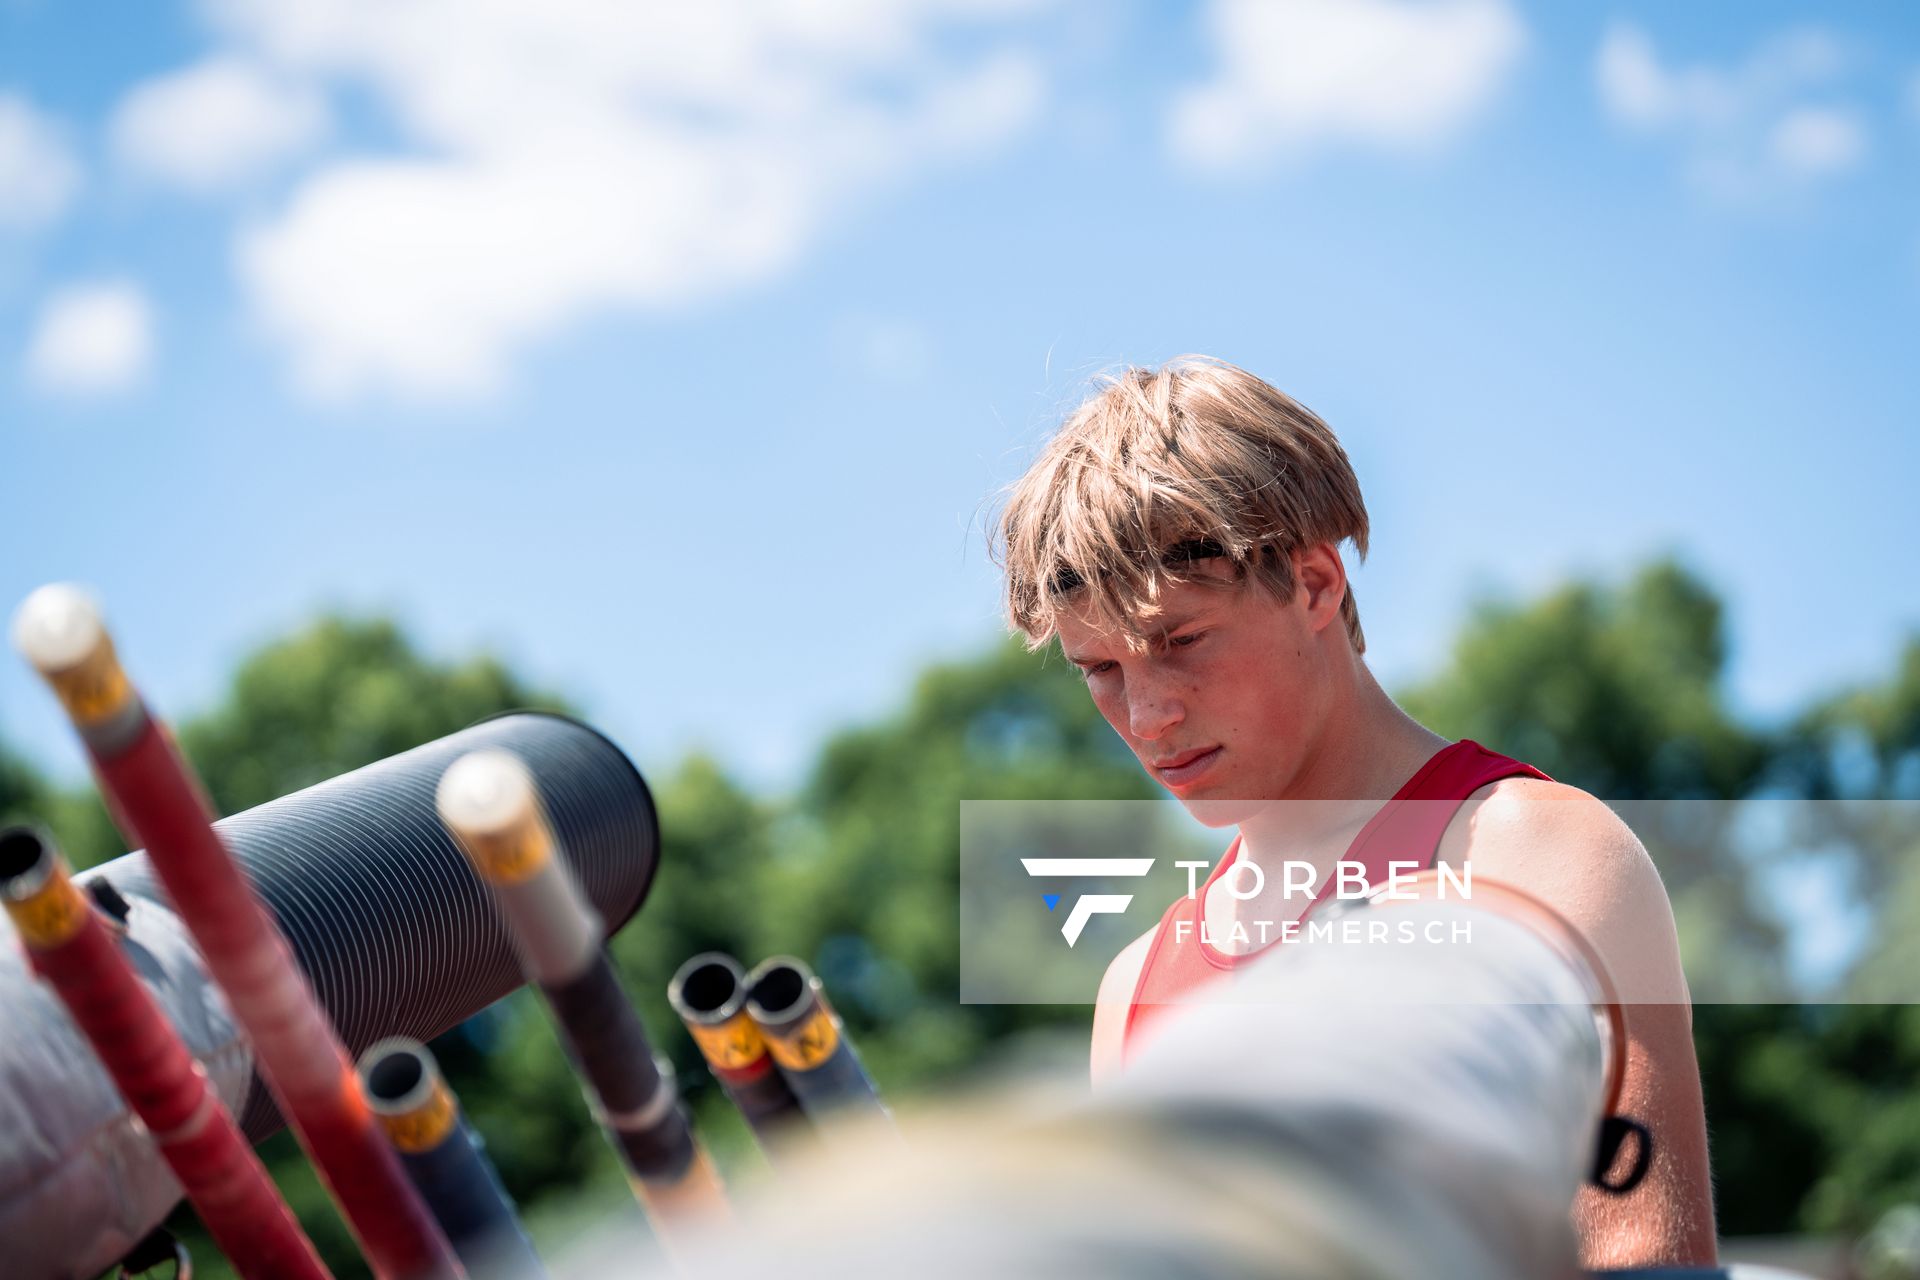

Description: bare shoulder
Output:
[1437,776,1689,1005]
[1090,924,1158,1086]
[1440,776,1651,895]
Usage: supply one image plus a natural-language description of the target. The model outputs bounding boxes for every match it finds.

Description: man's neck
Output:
[1237,657,1446,867]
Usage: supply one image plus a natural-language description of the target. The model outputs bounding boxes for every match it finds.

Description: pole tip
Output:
[358,1037,442,1113]
[436,749,537,837]
[669,952,749,1022]
[12,583,105,674]
[745,956,816,1024]
[0,826,58,900]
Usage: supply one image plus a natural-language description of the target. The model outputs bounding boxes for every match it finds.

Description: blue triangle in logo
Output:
[1043,893,1061,912]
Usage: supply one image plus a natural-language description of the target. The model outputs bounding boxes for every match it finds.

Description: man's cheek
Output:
[1091,695,1130,741]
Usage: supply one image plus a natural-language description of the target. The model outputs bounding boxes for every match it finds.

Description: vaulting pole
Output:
[435,749,726,1251]
[12,584,462,1280]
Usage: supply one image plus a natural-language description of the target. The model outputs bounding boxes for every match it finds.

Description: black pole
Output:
[744,957,893,1134]
[361,1038,547,1280]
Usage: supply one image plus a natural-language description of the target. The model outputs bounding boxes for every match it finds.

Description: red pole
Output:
[12,585,463,1280]
[0,825,333,1280]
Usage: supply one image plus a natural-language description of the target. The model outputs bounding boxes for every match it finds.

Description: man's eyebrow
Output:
[1152,607,1217,636]
[1064,610,1216,665]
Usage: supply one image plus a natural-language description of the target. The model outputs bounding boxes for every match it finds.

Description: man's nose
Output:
[1127,674,1185,741]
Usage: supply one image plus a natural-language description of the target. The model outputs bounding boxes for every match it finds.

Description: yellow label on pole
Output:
[689,1014,767,1072]
[464,819,552,884]
[46,644,132,726]
[377,1080,458,1153]
[767,1008,840,1072]
[4,875,88,949]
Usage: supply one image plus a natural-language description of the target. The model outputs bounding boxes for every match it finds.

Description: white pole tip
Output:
[436,749,537,835]
[12,584,106,673]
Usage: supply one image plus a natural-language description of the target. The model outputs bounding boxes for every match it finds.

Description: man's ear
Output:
[1292,543,1348,634]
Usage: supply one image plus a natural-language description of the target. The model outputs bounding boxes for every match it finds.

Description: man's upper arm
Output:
[1442,779,1717,1268]
[1091,926,1156,1087]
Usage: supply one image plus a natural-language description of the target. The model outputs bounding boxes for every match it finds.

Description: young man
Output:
[993,357,1717,1270]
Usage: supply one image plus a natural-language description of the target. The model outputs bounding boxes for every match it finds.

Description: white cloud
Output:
[111,57,328,193]
[1770,106,1866,178]
[1595,25,1708,129]
[24,282,155,396]
[1595,24,1865,194]
[146,0,1049,400]
[1168,0,1525,171]
[0,93,80,230]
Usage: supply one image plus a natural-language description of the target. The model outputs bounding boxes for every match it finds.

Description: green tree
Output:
[179,616,568,816]
[1775,638,1920,915]
[1769,641,1920,1234]
[0,740,116,865]
[0,744,48,832]
[1784,638,1920,803]
[1398,557,1766,801]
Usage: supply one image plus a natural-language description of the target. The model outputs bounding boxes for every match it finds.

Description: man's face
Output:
[1055,556,1333,823]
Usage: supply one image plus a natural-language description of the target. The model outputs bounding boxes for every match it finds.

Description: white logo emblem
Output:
[1021,858,1156,946]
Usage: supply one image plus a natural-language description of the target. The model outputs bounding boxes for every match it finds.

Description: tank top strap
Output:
[1120,739,1550,1058]
[1318,738,1551,905]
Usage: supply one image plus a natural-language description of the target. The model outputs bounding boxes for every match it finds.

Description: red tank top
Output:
[1122,739,1550,1058]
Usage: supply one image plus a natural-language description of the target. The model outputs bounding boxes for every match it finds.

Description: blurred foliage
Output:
[0,744,114,864]
[1783,639,1920,802]
[176,616,570,817]
[0,745,48,832]
[4,568,1918,1276]
[1400,559,1768,801]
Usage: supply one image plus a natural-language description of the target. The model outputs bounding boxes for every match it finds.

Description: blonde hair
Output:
[994,356,1370,653]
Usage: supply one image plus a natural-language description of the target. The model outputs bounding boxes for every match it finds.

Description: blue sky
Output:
[2,0,1917,792]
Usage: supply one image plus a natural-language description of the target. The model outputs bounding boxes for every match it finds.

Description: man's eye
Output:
[1170,631,1205,649]
[1080,661,1116,679]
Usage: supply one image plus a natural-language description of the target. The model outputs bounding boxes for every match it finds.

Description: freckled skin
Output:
[1058,556,1330,813]
[1057,545,1433,821]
